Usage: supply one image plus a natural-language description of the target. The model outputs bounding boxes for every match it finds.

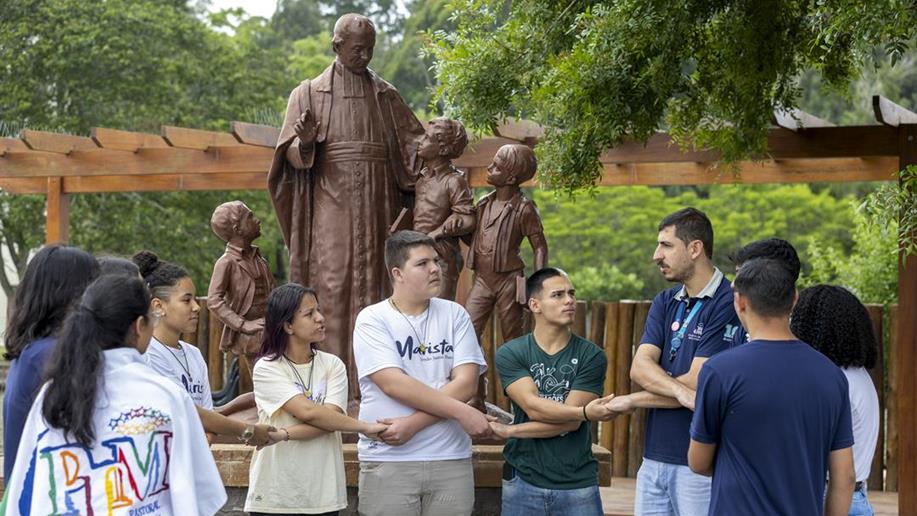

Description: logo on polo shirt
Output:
[396,336,454,361]
[723,324,739,340]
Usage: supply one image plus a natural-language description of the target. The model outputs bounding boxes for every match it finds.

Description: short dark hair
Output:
[526,267,568,300]
[790,285,878,369]
[733,258,796,318]
[97,255,141,277]
[385,230,436,273]
[730,238,801,281]
[658,207,714,259]
[260,283,318,361]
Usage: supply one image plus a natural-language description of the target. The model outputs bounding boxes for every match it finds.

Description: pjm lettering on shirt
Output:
[395,336,455,361]
[21,430,172,514]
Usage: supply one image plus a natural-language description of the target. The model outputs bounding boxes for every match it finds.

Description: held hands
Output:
[457,404,493,439]
[245,424,276,447]
[606,394,636,415]
[376,416,420,446]
[584,394,621,422]
[241,318,265,335]
[294,109,320,145]
[489,421,513,440]
[361,421,390,441]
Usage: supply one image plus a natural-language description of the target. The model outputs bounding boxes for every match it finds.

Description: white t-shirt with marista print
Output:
[353,297,487,462]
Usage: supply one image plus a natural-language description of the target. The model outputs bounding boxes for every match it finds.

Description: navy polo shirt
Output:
[691,340,854,515]
[638,270,740,465]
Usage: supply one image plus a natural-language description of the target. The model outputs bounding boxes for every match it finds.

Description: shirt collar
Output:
[674,268,724,301]
[102,347,145,373]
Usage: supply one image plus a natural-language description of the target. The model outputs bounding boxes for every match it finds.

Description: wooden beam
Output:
[465,157,897,188]
[0,145,274,177]
[874,95,917,127]
[896,123,917,515]
[0,137,28,157]
[601,126,898,163]
[231,121,279,148]
[773,108,834,131]
[161,126,242,150]
[45,177,70,244]
[0,177,47,194]
[91,127,169,151]
[62,172,266,193]
[20,129,98,154]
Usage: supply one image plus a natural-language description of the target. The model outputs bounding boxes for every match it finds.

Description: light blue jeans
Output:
[501,474,603,516]
[635,458,711,516]
[848,486,874,516]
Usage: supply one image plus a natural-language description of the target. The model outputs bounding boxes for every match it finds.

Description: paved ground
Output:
[600,477,899,516]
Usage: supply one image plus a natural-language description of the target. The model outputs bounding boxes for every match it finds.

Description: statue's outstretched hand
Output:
[294,109,320,145]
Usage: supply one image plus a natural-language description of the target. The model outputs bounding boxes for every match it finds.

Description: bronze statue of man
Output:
[268,13,425,407]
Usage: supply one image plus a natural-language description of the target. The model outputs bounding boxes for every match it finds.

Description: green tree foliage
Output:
[802,201,899,304]
[430,0,917,192]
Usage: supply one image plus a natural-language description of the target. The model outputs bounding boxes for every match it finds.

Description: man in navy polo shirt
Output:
[727,238,801,347]
[622,207,739,516]
[688,258,855,515]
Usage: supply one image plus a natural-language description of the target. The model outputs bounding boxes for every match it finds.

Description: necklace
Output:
[162,341,193,382]
[389,298,430,349]
[284,347,316,399]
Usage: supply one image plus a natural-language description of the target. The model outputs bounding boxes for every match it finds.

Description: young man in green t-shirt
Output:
[492,267,618,516]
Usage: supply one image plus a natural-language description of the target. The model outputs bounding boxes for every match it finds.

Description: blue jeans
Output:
[635,458,711,516]
[848,487,874,516]
[501,474,603,516]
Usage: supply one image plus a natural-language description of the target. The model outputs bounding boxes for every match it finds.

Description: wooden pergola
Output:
[1,95,916,512]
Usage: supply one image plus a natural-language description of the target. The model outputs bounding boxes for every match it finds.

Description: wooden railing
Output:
[185,298,899,491]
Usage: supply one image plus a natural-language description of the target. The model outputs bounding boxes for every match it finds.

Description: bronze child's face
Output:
[417,129,442,162]
[486,154,514,187]
[237,207,261,241]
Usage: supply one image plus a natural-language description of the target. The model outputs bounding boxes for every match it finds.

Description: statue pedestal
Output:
[212,443,612,515]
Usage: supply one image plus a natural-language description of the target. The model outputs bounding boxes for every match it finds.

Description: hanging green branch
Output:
[429,0,917,193]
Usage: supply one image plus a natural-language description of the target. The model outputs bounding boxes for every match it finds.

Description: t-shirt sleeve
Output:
[520,201,545,237]
[252,359,303,418]
[690,363,725,444]
[639,292,668,349]
[832,373,855,451]
[570,344,607,396]
[167,388,228,514]
[450,305,487,374]
[353,309,404,379]
[189,346,214,410]
[324,355,349,413]
[694,296,740,358]
[448,175,475,216]
[495,342,530,393]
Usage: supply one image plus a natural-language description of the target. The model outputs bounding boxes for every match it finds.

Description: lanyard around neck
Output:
[669,299,705,360]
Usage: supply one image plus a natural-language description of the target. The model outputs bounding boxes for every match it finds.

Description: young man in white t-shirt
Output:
[354,230,492,516]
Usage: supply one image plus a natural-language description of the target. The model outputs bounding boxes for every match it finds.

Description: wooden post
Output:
[887,304,899,491]
[865,305,885,490]
[612,302,636,476]
[45,177,69,244]
[600,303,620,452]
[628,301,651,477]
[896,124,917,512]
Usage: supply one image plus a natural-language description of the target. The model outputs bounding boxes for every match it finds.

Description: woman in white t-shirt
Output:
[791,285,880,516]
[133,250,274,446]
[246,283,387,515]
[3,274,226,515]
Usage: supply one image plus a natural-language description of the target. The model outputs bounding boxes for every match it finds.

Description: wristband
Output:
[282,428,291,441]
[583,404,590,422]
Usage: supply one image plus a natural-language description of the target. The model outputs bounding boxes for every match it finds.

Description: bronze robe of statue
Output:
[268,62,424,404]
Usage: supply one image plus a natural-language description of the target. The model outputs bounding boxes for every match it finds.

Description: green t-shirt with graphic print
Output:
[496,332,607,490]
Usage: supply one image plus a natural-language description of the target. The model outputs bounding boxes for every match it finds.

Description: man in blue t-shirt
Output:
[727,238,802,347]
[610,207,739,516]
[688,258,856,515]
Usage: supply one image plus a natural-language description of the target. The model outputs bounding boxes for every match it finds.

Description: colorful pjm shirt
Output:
[4,348,226,516]
[496,333,607,490]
